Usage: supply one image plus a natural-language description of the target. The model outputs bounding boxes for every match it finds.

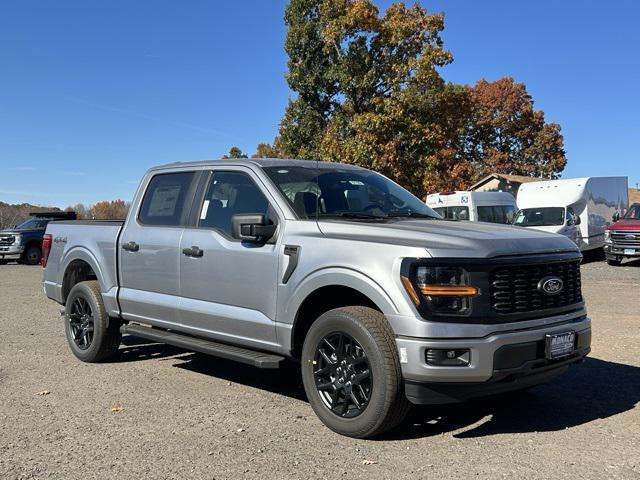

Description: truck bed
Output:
[43,220,124,317]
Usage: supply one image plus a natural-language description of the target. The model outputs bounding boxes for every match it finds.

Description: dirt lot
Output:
[1,259,639,479]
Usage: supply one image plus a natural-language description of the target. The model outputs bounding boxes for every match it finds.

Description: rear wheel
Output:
[64,280,121,362]
[301,306,409,438]
[23,246,41,265]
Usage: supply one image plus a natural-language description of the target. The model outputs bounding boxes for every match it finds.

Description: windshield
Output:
[512,207,565,227]
[263,166,439,220]
[623,204,640,219]
[16,219,48,230]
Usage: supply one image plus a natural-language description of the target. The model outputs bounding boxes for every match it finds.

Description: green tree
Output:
[222,146,248,159]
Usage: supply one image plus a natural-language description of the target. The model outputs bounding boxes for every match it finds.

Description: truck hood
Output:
[608,219,640,231]
[317,219,579,258]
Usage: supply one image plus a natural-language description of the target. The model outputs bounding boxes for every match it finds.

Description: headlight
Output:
[401,262,478,315]
[13,234,21,245]
[604,230,611,243]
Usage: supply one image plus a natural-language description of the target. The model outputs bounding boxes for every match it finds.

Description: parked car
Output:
[41,159,591,438]
[604,203,640,265]
[0,211,76,265]
[425,191,517,224]
[514,177,628,252]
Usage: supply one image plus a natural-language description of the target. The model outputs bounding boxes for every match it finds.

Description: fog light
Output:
[426,349,470,366]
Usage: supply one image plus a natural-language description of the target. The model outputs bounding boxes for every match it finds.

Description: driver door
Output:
[178,168,281,349]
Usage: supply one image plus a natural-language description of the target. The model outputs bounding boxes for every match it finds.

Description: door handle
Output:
[182,246,204,258]
[122,241,139,252]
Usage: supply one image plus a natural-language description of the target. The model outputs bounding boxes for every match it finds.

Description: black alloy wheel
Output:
[314,332,372,418]
[68,296,94,350]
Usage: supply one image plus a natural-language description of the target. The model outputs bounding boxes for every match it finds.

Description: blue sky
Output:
[1,0,639,207]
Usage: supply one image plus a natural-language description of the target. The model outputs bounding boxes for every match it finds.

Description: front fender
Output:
[281,266,399,327]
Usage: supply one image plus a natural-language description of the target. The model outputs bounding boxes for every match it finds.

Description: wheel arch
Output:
[59,248,106,304]
[286,268,398,358]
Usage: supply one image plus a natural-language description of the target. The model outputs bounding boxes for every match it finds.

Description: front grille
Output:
[490,260,582,314]
[0,235,15,246]
[610,230,640,247]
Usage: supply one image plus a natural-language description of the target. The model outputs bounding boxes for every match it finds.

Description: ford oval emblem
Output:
[625,234,636,240]
[538,276,564,295]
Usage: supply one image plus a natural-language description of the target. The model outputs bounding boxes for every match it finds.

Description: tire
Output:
[606,258,622,266]
[300,306,410,438]
[23,245,42,265]
[64,280,122,362]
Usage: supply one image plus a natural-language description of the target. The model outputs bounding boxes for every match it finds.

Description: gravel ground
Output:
[1,259,639,479]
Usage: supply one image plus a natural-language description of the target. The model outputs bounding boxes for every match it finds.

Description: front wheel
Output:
[606,257,622,266]
[64,280,122,362]
[301,306,409,438]
[23,246,41,265]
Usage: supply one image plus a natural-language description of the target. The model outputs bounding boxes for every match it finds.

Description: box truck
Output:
[513,177,628,251]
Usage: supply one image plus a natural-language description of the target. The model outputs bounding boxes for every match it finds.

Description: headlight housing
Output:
[604,230,611,243]
[401,261,478,316]
[13,234,21,245]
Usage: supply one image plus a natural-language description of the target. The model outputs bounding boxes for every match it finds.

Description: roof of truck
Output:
[150,158,366,172]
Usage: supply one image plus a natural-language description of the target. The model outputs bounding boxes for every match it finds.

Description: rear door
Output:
[118,170,198,327]
[178,167,281,349]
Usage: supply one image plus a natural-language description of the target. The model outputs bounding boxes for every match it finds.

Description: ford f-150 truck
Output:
[604,203,640,265]
[42,159,591,438]
[0,211,76,265]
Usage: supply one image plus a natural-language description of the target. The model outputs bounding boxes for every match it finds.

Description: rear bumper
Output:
[396,315,591,384]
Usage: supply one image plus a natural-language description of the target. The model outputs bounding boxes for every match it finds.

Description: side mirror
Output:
[612,212,620,222]
[231,214,276,242]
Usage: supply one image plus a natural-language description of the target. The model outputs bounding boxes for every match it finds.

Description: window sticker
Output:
[148,185,181,217]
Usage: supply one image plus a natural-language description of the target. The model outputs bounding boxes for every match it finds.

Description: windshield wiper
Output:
[317,212,389,221]
[386,212,436,219]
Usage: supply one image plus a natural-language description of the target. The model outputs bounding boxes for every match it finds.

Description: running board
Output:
[121,324,285,369]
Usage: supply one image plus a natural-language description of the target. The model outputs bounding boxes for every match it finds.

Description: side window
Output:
[138,172,195,226]
[503,205,517,224]
[477,206,494,223]
[198,171,271,237]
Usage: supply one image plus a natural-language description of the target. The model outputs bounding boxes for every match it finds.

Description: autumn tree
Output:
[222,146,248,159]
[252,143,281,158]
[90,200,129,220]
[265,0,566,198]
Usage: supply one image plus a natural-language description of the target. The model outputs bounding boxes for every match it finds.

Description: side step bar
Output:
[121,324,285,369]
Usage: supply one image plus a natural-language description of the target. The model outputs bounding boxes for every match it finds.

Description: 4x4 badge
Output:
[538,276,564,295]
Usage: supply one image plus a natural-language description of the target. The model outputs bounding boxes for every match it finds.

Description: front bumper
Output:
[604,244,640,257]
[0,244,24,258]
[395,315,591,403]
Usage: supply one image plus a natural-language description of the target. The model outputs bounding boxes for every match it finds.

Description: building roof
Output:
[469,173,545,190]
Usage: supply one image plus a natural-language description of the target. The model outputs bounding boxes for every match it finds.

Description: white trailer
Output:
[426,191,518,224]
[514,177,629,251]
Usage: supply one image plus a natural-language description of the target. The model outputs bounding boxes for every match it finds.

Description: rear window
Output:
[138,172,195,226]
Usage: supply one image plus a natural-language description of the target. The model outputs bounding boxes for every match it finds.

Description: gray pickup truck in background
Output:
[42,159,591,438]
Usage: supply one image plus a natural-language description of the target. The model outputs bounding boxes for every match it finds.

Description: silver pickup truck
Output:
[42,159,591,438]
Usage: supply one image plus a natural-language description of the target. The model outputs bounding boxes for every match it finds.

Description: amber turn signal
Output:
[419,285,478,297]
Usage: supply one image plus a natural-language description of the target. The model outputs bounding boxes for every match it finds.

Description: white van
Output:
[514,177,628,251]
[426,191,518,224]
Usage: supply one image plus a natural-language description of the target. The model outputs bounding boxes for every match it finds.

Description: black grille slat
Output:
[489,260,583,315]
